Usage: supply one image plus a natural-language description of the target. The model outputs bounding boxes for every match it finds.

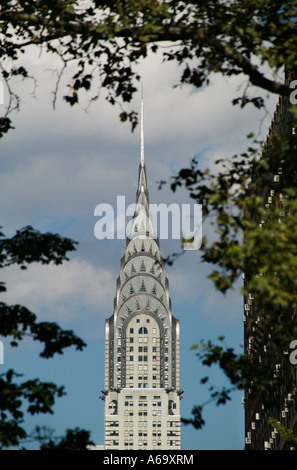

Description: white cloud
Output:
[2,258,115,338]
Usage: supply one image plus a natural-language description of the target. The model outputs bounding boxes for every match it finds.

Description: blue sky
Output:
[0,46,279,450]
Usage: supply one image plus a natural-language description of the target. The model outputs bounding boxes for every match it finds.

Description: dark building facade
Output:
[244,71,297,449]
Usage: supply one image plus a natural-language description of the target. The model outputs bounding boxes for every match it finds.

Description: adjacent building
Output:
[244,70,297,449]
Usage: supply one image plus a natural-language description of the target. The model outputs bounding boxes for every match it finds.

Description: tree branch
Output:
[0,10,291,98]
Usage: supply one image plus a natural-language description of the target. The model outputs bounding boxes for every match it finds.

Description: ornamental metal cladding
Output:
[101,101,182,450]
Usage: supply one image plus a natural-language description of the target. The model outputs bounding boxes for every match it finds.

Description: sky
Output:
[0,44,280,450]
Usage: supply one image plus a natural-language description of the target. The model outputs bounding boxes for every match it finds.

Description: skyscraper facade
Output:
[244,71,297,449]
[102,104,182,450]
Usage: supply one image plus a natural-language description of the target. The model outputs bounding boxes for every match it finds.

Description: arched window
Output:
[168,400,174,415]
[109,399,118,415]
[139,327,148,334]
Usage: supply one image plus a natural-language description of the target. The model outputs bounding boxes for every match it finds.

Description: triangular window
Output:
[140,281,146,292]
[140,260,146,272]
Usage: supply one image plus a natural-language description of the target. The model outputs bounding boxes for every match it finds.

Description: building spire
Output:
[137,86,147,194]
[140,86,144,165]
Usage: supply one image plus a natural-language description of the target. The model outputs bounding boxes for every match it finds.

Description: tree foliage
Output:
[164,118,297,437]
[0,0,297,130]
[39,427,93,450]
[0,227,87,449]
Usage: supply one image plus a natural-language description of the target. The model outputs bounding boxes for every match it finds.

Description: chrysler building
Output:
[102,102,181,450]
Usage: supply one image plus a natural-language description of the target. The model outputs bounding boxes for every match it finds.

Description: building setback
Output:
[102,102,182,450]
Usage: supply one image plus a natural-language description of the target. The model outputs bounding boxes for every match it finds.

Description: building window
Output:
[130,328,134,334]
[140,281,146,292]
[109,400,118,415]
[139,327,148,334]
[140,261,146,272]
[168,400,175,415]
